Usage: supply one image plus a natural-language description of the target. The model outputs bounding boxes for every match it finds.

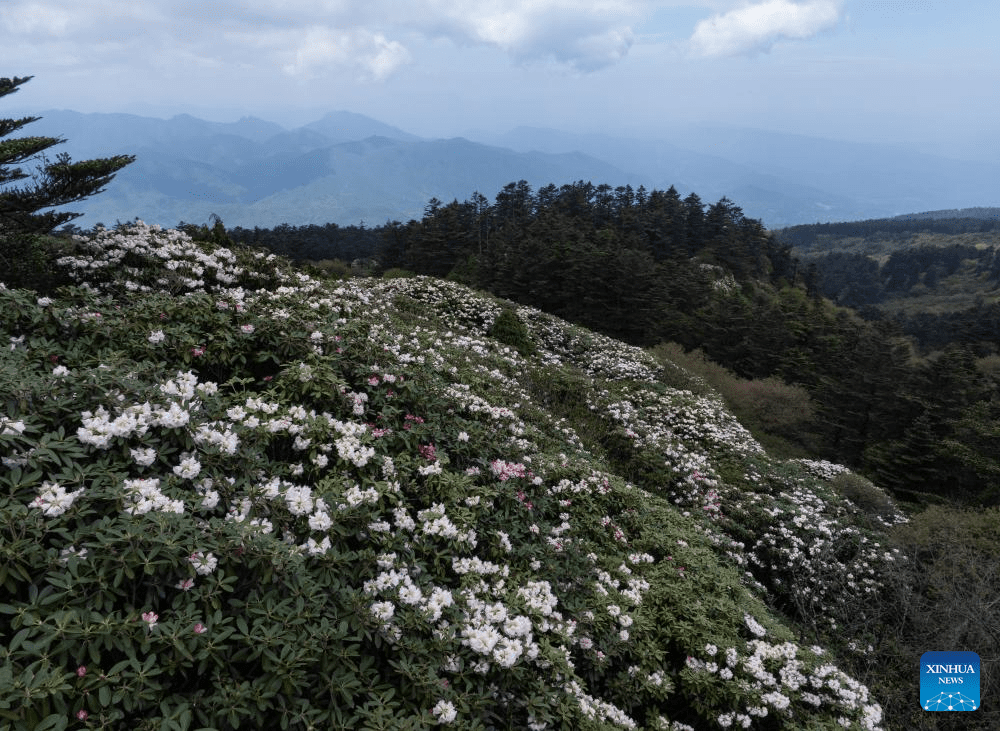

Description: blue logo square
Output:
[921,651,980,711]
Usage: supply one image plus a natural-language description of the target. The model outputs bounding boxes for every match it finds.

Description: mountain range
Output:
[9,108,1000,230]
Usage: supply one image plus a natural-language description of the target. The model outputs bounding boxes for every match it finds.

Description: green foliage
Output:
[828,473,900,527]
[487,308,536,357]
[381,267,417,279]
[0,232,75,293]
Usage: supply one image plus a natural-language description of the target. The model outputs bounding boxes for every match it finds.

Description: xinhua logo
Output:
[921,651,980,711]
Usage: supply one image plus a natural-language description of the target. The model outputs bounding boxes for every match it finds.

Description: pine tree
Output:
[704,197,747,277]
[1,76,135,237]
[644,186,687,261]
[683,192,705,254]
[1,76,134,288]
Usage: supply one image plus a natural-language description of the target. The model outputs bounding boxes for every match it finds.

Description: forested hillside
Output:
[376,183,794,345]
[229,181,993,508]
[772,210,1000,253]
[773,216,1000,352]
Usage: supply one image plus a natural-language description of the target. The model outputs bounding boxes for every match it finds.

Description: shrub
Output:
[646,343,718,396]
[829,472,900,525]
[855,506,1000,731]
[725,378,815,440]
[305,258,352,279]
[487,307,536,356]
[649,343,819,456]
[381,267,417,279]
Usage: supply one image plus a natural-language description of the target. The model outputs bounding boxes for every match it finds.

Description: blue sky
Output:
[1,1,997,160]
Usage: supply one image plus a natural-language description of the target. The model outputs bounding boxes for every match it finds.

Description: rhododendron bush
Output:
[1,222,896,730]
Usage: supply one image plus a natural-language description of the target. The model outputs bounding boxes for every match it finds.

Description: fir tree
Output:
[0,75,135,242]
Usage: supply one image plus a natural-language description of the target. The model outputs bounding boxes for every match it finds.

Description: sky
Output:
[1,1,998,160]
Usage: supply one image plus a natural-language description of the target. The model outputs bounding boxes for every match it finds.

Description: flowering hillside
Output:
[1,221,904,730]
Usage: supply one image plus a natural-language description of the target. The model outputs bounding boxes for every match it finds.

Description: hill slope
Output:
[1,222,911,729]
[777,218,1000,354]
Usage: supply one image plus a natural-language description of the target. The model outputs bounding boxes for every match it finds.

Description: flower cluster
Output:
[28,481,85,517]
[122,477,184,515]
[749,484,906,629]
[55,220,300,295]
[687,639,884,730]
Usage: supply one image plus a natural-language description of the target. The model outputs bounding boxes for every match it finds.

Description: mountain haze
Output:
[476,125,1000,226]
[8,109,999,230]
[15,109,638,229]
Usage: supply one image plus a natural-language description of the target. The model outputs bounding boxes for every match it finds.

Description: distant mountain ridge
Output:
[891,207,1000,221]
[11,109,639,229]
[300,110,421,143]
[476,125,1000,227]
[5,108,999,230]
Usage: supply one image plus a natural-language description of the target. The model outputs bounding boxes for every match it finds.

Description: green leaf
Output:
[9,627,31,654]
[31,714,68,731]
[107,658,135,677]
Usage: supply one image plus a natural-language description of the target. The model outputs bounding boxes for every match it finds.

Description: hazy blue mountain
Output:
[14,109,638,229]
[12,110,286,158]
[671,125,1000,214]
[230,136,644,226]
[474,125,1000,227]
[301,110,420,144]
[7,108,998,230]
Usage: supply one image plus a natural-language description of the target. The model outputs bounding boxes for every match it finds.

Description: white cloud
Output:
[0,2,73,36]
[281,26,411,81]
[396,0,645,71]
[0,0,678,87]
[170,0,647,73]
[689,0,843,57]
[561,27,635,71]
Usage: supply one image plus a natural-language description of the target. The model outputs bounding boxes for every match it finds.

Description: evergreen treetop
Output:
[0,75,135,238]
